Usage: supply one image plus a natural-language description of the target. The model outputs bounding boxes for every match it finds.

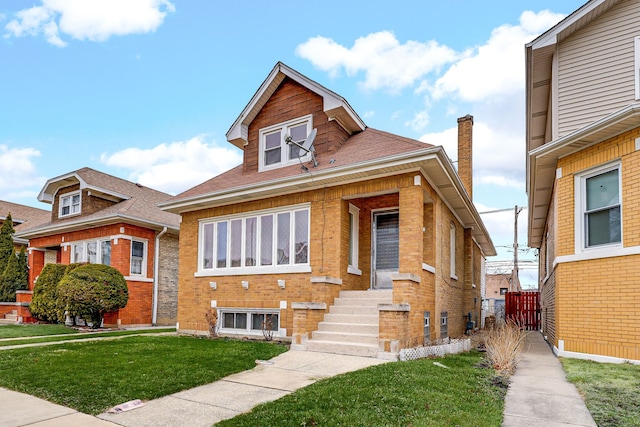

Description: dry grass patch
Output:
[484,320,526,375]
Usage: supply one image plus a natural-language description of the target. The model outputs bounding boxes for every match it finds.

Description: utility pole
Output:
[511,205,524,291]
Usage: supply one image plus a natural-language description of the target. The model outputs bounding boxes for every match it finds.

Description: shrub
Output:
[484,319,526,375]
[29,264,68,322]
[57,264,128,328]
[0,213,15,275]
[0,248,29,302]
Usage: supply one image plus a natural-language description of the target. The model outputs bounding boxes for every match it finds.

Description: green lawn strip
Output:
[0,336,287,415]
[218,351,506,427]
[0,324,79,338]
[0,328,176,347]
[561,358,640,427]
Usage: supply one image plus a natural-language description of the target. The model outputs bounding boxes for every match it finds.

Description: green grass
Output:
[561,358,640,427]
[218,351,506,427]
[0,324,79,338]
[0,327,175,347]
[0,336,287,415]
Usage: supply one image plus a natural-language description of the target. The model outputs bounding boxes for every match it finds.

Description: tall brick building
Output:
[161,62,495,359]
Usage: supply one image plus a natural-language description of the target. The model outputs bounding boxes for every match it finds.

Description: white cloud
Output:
[0,145,46,198]
[4,0,175,47]
[100,136,242,195]
[296,31,459,93]
[429,10,565,103]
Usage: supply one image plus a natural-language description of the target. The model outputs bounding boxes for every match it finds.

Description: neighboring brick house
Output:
[484,273,509,319]
[527,0,640,363]
[14,168,180,326]
[0,200,50,252]
[160,62,496,359]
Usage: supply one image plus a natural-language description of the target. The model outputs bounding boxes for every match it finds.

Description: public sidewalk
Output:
[502,331,597,427]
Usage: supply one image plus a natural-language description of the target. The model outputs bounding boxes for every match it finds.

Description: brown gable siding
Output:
[244,78,350,173]
[51,184,117,223]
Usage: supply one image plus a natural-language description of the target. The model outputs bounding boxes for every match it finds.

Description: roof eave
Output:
[15,214,179,240]
[527,103,640,247]
[160,148,496,257]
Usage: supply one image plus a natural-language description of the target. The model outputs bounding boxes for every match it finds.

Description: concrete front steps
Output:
[297,290,392,358]
[0,310,18,324]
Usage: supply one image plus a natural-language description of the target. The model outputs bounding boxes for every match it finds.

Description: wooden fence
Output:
[505,291,540,331]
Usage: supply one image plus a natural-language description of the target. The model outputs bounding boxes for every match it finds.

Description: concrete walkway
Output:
[502,331,597,427]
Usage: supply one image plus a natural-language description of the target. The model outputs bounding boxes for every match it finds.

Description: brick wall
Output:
[156,232,179,326]
[551,125,640,360]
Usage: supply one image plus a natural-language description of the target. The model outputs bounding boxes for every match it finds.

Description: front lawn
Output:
[561,358,640,427]
[218,351,506,427]
[0,336,287,415]
[0,324,79,338]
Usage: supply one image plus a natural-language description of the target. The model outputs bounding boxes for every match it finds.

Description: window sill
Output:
[347,265,362,276]
[195,265,312,277]
[124,276,153,283]
[450,274,458,281]
[556,245,640,266]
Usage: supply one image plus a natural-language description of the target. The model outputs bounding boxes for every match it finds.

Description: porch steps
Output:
[303,290,392,358]
[0,310,18,324]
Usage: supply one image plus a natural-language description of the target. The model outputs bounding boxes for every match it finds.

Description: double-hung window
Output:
[449,222,457,279]
[60,191,81,217]
[71,239,111,266]
[130,240,146,276]
[258,115,312,171]
[199,204,310,275]
[348,204,361,275]
[577,164,621,250]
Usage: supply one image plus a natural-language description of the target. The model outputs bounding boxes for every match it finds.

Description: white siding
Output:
[557,0,640,137]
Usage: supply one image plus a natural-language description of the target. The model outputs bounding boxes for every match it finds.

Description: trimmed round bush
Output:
[57,264,128,328]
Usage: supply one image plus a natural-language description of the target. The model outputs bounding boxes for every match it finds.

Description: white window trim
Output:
[635,36,640,100]
[217,308,283,337]
[450,222,458,280]
[573,162,622,254]
[130,239,148,277]
[258,115,313,172]
[197,203,311,276]
[59,191,81,218]
[347,203,362,275]
[70,238,112,265]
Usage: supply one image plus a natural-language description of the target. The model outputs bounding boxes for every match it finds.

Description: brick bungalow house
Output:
[160,62,496,358]
[527,0,640,363]
[14,168,180,326]
[0,200,50,323]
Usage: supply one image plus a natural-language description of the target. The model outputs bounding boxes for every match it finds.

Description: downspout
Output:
[152,227,168,325]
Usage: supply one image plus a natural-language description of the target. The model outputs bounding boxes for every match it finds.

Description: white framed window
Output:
[198,204,310,276]
[348,203,361,275]
[71,239,111,266]
[449,222,457,280]
[130,240,147,276]
[219,309,280,336]
[575,163,622,251]
[258,115,312,171]
[59,191,81,217]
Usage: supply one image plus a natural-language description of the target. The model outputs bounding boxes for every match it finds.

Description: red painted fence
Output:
[505,291,540,331]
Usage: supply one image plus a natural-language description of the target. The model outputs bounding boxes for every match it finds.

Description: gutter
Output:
[152,226,168,325]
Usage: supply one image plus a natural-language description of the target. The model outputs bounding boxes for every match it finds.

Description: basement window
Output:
[219,309,280,336]
[440,311,448,338]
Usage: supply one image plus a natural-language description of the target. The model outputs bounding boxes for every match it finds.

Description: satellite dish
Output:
[300,128,316,152]
[286,128,318,167]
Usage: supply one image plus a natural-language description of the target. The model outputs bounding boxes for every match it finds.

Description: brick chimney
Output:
[457,114,473,199]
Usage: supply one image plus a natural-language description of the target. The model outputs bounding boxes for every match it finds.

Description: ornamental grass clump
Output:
[485,319,526,375]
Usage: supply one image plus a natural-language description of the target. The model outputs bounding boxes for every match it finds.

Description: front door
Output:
[372,211,399,289]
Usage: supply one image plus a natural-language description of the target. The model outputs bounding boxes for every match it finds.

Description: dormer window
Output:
[259,115,312,171]
[59,191,81,217]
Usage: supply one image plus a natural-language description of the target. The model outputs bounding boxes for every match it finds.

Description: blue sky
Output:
[0,0,587,286]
